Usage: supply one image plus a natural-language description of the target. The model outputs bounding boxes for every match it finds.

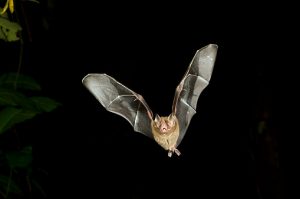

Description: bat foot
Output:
[174,148,181,156]
[168,148,181,157]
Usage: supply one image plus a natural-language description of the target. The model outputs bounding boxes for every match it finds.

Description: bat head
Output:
[153,114,177,134]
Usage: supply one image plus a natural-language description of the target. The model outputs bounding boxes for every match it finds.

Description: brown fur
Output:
[151,116,180,151]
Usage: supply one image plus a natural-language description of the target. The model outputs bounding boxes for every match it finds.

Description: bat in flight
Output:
[82,44,218,157]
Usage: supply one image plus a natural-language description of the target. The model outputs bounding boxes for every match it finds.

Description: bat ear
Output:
[168,113,175,121]
[154,114,161,123]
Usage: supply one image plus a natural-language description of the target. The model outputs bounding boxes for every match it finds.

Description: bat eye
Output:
[154,120,161,128]
[167,121,174,127]
[155,122,160,128]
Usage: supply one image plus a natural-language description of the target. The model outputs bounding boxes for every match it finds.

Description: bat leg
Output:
[168,151,173,157]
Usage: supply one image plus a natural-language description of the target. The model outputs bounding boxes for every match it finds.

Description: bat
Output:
[82,44,218,157]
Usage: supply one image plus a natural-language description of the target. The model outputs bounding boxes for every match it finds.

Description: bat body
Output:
[82,44,218,157]
[151,115,180,157]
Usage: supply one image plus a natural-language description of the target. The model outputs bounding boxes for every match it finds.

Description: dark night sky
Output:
[1,1,295,198]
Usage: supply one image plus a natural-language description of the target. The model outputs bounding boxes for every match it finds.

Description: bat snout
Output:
[159,121,169,133]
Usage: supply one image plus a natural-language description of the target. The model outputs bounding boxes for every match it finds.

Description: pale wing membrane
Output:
[174,44,218,146]
[82,74,153,138]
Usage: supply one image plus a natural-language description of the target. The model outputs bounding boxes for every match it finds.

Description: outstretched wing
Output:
[172,44,218,146]
[82,73,154,138]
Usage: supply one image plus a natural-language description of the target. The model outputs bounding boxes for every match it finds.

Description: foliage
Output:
[0,73,60,198]
[1,1,60,198]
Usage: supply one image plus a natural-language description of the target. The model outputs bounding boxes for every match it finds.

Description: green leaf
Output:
[0,107,22,134]
[0,88,35,109]
[0,107,38,134]
[6,146,32,168]
[0,73,41,91]
[0,88,23,106]
[7,109,38,127]
[0,175,22,194]
[30,96,61,112]
[0,17,22,42]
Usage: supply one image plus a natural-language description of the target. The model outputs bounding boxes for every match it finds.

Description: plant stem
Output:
[14,38,24,90]
[5,168,13,198]
[13,1,25,90]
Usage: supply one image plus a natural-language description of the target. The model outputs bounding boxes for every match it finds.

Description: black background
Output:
[1,1,295,198]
